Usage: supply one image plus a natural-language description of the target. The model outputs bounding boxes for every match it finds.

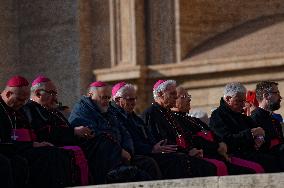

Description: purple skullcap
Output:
[32,75,50,86]
[112,82,126,97]
[89,81,107,87]
[6,76,29,87]
[153,80,166,91]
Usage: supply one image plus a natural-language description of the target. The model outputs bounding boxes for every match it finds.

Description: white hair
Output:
[223,82,246,97]
[188,109,209,125]
[30,82,47,96]
[153,80,176,99]
[88,86,109,98]
[113,84,135,100]
[88,86,100,93]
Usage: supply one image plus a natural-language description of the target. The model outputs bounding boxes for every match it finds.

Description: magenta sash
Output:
[176,135,189,149]
[62,146,89,185]
[230,156,264,173]
[203,158,228,176]
[12,128,36,141]
[196,131,214,142]
[270,138,281,149]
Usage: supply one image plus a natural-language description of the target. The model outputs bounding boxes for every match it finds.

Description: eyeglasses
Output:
[119,96,137,101]
[99,96,111,100]
[269,91,280,95]
[179,94,191,99]
[40,89,58,97]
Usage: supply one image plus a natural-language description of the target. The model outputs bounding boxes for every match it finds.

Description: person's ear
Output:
[224,95,232,103]
[263,93,269,100]
[6,91,13,98]
[34,89,42,98]
[114,97,120,103]
[87,92,93,97]
[157,91,164,98]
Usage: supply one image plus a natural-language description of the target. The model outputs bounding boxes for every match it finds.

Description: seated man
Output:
[109,82,196,179]
[0,76,73,188]
[251,81,284,168]
[210,82,281,172]
[68,81,158,182]
[171,86,263,174]
[142,80,217,177]
[21,76,124,185]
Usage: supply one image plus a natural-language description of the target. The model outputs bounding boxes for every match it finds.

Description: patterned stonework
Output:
[1,0,284,116]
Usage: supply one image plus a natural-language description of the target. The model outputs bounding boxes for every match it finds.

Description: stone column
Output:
[145,0,180,65]
[0,0,19,89]
[18,0,80,107]
[109,0,145,67]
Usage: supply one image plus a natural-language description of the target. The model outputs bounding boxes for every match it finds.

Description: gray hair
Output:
[188,109,209,125]
[88,86,101,94]
[88,86,110,98]
[30,82,47,96]
[223,82,246,97]
[113,84,135,99]
[153,80,176,99]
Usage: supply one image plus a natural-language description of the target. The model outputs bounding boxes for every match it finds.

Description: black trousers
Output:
[0,154,13,188]
[0,152,29,188]
[79,134,122,184]
[132,155,162,180]
[20,146,73,188]
[236,151,280,173]
[148,152,216,178]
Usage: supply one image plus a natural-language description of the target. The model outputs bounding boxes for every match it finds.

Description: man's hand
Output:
[217,142,227,156]
[152,139,178,153]
[188,148,203,158]
[217,142,231,162]
[121,149,131,162]
[74,126,94,139]
[33,141,54,148]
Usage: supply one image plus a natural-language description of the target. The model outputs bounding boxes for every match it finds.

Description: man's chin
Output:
[101,107,108,113]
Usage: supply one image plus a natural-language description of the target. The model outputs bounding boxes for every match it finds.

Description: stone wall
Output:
[17,0,80,107]
[1,0,284,114]
[180,0,284,60]
[0,1,19,89]
[0,0,81,108]
[80,173,284,188]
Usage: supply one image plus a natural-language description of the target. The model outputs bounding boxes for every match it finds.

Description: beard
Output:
[268,100,281,111]
[100,106,108,113]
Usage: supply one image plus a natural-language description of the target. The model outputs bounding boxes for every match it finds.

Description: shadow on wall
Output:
[187,13,284,58]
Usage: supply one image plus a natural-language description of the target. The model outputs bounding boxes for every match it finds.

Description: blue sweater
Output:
[68,96,134,154]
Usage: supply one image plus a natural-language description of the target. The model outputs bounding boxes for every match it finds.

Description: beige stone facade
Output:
[1,0,284,115]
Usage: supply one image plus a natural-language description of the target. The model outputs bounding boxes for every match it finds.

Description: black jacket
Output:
[251,107,284,149]
[108,101,156,155]
[142,103,194,152]
[173,112,220,157]
[21,100,76,146]
[0,97,33,153]
[209,98,257,154]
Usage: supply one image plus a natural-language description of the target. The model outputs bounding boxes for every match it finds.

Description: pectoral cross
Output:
[11,132,18,141]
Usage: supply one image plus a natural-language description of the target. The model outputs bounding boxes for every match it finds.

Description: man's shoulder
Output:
[251,107,266,116]
[22,100,43,113]
[210,106,223,117]
[143,104,156,115]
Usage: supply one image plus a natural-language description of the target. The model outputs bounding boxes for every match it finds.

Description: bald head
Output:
[1,86,30,110]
